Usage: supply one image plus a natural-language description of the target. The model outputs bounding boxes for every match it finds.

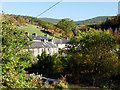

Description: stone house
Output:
[52,37,70,49]
[25,33,70,57]
[24,41,58,57]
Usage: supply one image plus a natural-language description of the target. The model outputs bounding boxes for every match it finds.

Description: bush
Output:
[64,29,119,86]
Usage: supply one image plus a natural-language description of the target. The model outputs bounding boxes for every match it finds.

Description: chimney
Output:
[66,37,69,40]
[52,37,54,40]
[51,37,54,44]
[44,39,48,43]
[45,39,48,42]
[41,39,48,43]
[44,39,46,43]
[45,34,48,37]
[25,32,29,36]
[32,33,37,38]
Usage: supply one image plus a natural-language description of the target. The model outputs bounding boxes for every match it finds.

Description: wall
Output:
[55,44,66,49]
[25,48,59,57]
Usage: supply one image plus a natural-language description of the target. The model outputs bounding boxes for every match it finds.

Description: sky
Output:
[1,1,119,21]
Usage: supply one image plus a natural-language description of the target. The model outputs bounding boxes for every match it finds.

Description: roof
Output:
[34,36,50,40]
[28,35,34,39]
[53,39,62,44]
[28,35,50,40]
[61,39,70,44]
[53,39,70,44]
[26,41,57,49]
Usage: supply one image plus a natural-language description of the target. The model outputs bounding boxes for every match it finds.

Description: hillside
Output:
[38,16,112,25]
[17,24,52,38]
[74,16,112,25]
[18,24,62,39]
[3,14,64,38]
[98,14,120,31]
[3,14,114,39]
[39,18,61,24]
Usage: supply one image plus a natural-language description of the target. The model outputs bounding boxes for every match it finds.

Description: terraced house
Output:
[24,33,70,57]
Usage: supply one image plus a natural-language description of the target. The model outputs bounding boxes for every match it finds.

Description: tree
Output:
[8,17,17,24]
[38,20,48,28]
[17,16,26,25]
[65,30,119,86]
[56,18,75,37]
[2,21,37,88]
[115,28,120,44]
[2,20,67,88]
[30,52,62,77]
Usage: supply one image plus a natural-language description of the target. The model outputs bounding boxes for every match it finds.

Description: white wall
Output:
[33,48,39,57]
[54,44,66,49]
[25,47,59,57]
[58,44,65,49]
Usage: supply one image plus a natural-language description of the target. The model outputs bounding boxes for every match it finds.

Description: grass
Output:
[17,23,60,39]
[18,24,46,35]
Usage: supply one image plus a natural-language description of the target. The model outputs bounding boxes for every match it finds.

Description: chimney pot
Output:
[66,37,69,40]
[32,33,37,38]
[25,32,29,36]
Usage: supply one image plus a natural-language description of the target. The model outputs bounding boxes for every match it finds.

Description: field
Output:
[17,23,61,39]
[17,23,53,38]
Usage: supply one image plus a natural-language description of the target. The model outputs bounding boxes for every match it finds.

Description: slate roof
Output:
[28,35,35,39]
[53,39,70,44]
[26,41,57,49]
[61,39,70,44]
[34,36,50,40]
[53,39,62,44]
[26,34,71,49]
[28,35,51,40]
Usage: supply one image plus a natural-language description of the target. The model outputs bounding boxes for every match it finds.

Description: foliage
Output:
[7,17,17,24]
[55,75,68,89]
[115,28,120,44]
[64,29,119,85]
[37,20,65,38]
[74,16,112,25]
[38,20,48,28]
[16,16,26,25]
[56,18,75,37]
[3,14,73,38]
[32,52,63,75]
[1,22,68,88]
[39,18,61,24]
[2,20,38,88]
[96,14,120,31]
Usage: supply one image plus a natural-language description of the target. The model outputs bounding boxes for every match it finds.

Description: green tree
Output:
[65,30,119,85]
[56,18,74,37]
[2,21,37,88]
[32,52,62,76]
[38,20,48,28]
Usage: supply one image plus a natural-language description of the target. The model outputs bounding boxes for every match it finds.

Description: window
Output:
[38,48,39,53]
[33,49,34,54]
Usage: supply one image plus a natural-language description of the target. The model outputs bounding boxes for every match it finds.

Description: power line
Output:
[36,0,62,18]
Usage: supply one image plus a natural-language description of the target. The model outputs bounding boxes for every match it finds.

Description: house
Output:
[24,41,58,57]
[25,32,70,57]
[52,37,70,49]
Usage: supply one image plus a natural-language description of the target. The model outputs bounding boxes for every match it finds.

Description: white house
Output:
[25,41,58,57]
[52,38,70,49]
[25,33,70,57]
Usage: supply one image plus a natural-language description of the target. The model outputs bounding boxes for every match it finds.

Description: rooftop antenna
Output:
[36,0,62,18]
